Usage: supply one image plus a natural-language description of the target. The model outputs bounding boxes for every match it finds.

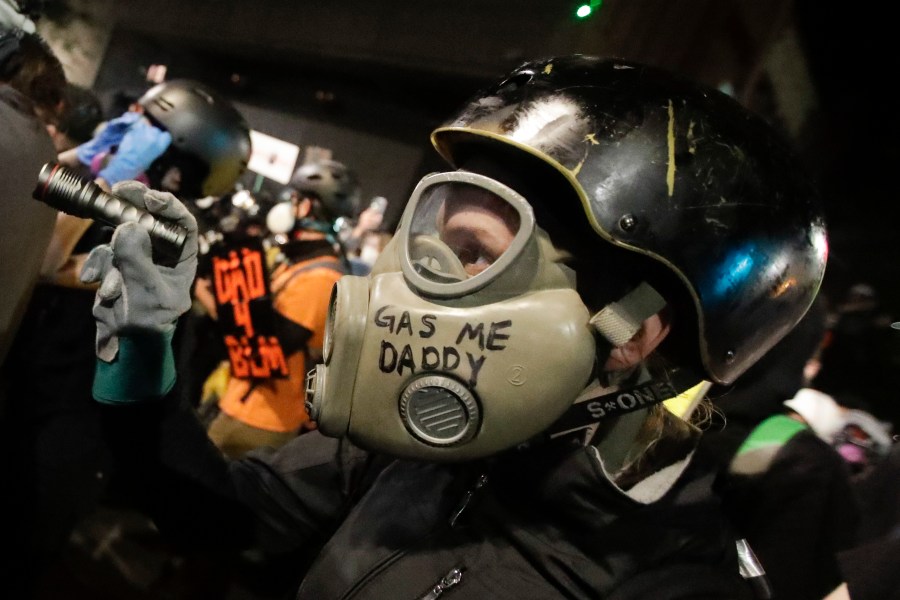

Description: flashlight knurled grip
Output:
[33,162,189,259]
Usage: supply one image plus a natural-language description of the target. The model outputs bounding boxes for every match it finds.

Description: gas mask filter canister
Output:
[306,171,598,461]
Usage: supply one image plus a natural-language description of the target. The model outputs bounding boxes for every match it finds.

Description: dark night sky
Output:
[793,2,900,315]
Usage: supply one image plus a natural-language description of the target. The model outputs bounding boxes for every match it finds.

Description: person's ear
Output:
[603,309,671,372]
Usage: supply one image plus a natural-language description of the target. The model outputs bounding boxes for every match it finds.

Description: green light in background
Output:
[575,0,602,19]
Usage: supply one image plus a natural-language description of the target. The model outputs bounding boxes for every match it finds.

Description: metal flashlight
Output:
[33,162,189,259]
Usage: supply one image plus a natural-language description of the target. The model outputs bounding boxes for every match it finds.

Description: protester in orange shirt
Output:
[203,160,361,458]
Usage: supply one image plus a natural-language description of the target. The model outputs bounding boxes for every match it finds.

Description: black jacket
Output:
[715,428,860,600]
[102,395,753,599]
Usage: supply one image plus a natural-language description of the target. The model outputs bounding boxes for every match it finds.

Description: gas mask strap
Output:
[544,367,702,440]
[589,282,666,347]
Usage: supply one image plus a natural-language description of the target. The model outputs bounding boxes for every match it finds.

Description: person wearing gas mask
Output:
[0,77,250,597]
[196,159,358,459]
[77,56,826,599]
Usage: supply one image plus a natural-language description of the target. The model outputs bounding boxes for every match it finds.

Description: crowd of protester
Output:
[1,6,897,600]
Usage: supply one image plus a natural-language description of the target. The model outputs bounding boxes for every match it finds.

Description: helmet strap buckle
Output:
[590,282,666,346]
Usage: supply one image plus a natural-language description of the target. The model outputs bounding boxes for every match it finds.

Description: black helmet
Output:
[139,79,251,199]
[431,56,827,385]
[289,159,362,221]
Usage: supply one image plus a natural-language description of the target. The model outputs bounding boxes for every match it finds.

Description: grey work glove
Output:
[80,181,198,403]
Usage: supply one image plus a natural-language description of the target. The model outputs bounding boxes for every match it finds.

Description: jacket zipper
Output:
[449,473,488,527]
[339,473,485,599]
[417,568,464,600]
[338,550,465,600]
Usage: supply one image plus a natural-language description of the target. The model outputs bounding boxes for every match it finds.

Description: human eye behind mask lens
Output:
[444,235,492,276]
[443,188,520,276]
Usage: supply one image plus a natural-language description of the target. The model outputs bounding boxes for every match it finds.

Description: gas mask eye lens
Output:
[402,172,534,297]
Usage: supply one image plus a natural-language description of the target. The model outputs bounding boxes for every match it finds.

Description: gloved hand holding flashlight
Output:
[79,181,198,404]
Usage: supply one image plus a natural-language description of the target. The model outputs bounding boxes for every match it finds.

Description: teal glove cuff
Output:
[93,329,177,404]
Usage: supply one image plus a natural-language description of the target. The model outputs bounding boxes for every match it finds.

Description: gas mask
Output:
[266,200,296,236]
[306,171,602,461]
